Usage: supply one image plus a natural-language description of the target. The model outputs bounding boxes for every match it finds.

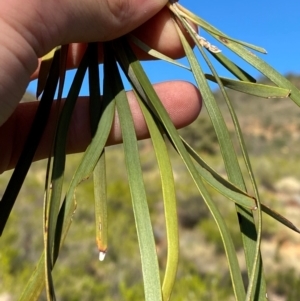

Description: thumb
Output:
[8,0,169,56]
[0,0,168,125]
[58,0,169,44]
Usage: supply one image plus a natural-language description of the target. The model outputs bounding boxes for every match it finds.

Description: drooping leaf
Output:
[115,37,247,301]
[109,42,163,301]
[43,42,89,301]
[173,16,266,300]
[206,74,290,98]
[0,48,60,236]
[137,93,179,301]
[128,34,190,70]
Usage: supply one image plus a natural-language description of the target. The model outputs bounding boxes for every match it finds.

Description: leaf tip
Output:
[99,250,106,261]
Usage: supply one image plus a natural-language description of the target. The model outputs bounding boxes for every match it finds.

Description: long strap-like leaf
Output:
[19,44,116,300]
[0,49,60,235]
[43,43,90,301]
[115,37,246,301]
[175,18,266,300]
[87,43,108,260]
[137,93,179,301]
[108,42,162,301]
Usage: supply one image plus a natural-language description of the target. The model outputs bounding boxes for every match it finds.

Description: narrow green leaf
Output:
[174,21,266,300]
[209,51,256,82]
[206,74,290,98]
[175,19,243,185]
[114,37,246,301]
[110,42,162,301]
[88,42,102,135]
[182,139,256,209]
[19,201,77,301]
[171,2,267,54]
[261,203,300,234]
[44,42,89,301]
[86,43,108,260]
[213,37,300,106]
[137,93,179,301]
[20,43,116,300]
[54,43,116,255]
[195,19,300,107]
[170,2,300,106]
[19,253,46,301]
[93,151,108,261]
[0,48,60,236]
[203,38,267,301]
[128,34,190,70]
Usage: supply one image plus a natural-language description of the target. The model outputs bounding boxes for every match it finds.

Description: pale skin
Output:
[0,0,202,173]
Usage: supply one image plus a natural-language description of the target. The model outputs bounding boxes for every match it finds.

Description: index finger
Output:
[30,7,195,80]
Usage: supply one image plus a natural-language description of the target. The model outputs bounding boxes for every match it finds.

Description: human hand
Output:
[0,0,202,173]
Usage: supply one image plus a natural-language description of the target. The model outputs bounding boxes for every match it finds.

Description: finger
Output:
[8,0,169,58]
[51,0,170,45]
[30,7,195,80]
[0,81,201,172]
[131,6,196,60]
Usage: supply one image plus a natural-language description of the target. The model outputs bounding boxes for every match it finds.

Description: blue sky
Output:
[27,0,300,95]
